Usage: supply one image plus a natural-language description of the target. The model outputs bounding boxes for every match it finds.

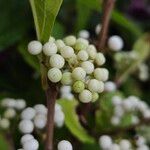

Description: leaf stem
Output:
[97,0,116,50]
[45,82,58,150]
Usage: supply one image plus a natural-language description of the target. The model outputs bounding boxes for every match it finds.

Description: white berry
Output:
[47,68,62,83]
[64,35,76,46]
[23,139,39,150]
[43,42,57,56]
[34,104,47,115]
[21,107,36,120]
[119,139,131,150]
[99,135,112,149]
[21,134,34,145]
[55,40,65,50]
[34,114,47,129]
[28,41,42,55]
[104,81,116,92]
[81,61,94,74]
[86,45,97,59]
[15,99,26,110]
[108,35,124,51]
[61,72,72,85]
[77,50,89,61]
[95,53,106,66]
[79,89,92,103]
[54,110,65,128]
[19,120,34,134]
[94,68,109,81]
[0,118,10,129]
[58,140,73,150]
[78,30,90,39]
[4,108,16,119]
[72,67,86,81]
[88,79,102,92]
[60,46,74,58]
[49,54,65,69]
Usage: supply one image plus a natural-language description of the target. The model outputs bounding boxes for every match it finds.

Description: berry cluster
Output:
[18,103,64,149]
[111,95,150,126]
[28,36,109,103]
[99,135,149,150]
[0,98,26,130]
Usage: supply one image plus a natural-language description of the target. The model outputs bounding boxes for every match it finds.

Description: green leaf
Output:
[29,0,63,42]
[0,134,9,150]
[18,41,40,72]
[111,10,142,39]
[75,0,101,31]
[58,99,95,144]
[52,21,65,39]
[117,34,150,83]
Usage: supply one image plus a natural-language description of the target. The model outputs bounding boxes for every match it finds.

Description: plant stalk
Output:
[97,0,116,50]
[45,83,58,150]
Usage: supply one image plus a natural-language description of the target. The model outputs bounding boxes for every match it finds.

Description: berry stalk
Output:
[45,82,58,150]
[97,0,116,50]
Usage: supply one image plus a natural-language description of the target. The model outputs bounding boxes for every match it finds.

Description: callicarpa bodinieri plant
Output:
[0,0,150,150]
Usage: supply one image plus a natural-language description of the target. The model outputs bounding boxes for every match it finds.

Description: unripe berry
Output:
[108,35,124,51]
[78,30,90,39]
[4,108,16,119]
[43,42,57,56]
[72,67,86,81]
[23,139,39,150]
[137,145,149,150]
[28,41,42,55]
[34,114,47,129]
[88,79,101,92]
[58,140,73,150]
[79,89,92,103]
[81,61,94,74]
[34,104,47,115]
[55,40,65,50]
[86,45,97,59]
[61,72,72,85]
[0,118,10,129]
[73,81,85,93]
[60,46,74,58]
[74,38,89,51]
[64,35,76,46]
[99,135,112,149]
[95,53,106,66]
[94,68,109,81]
[19,120,34,134]
[92,92,99,102]
[77,50,89,61]
[21,134,34,145]
[49,54,65,69]
[47,68,62,83]
[21,107,36,120]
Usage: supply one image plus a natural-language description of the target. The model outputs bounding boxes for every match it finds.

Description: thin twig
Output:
[45,83,58,150]
[97,0,116,51]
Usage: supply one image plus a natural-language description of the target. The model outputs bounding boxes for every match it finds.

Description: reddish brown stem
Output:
[45,83,58,150]
[97,0,116,50]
